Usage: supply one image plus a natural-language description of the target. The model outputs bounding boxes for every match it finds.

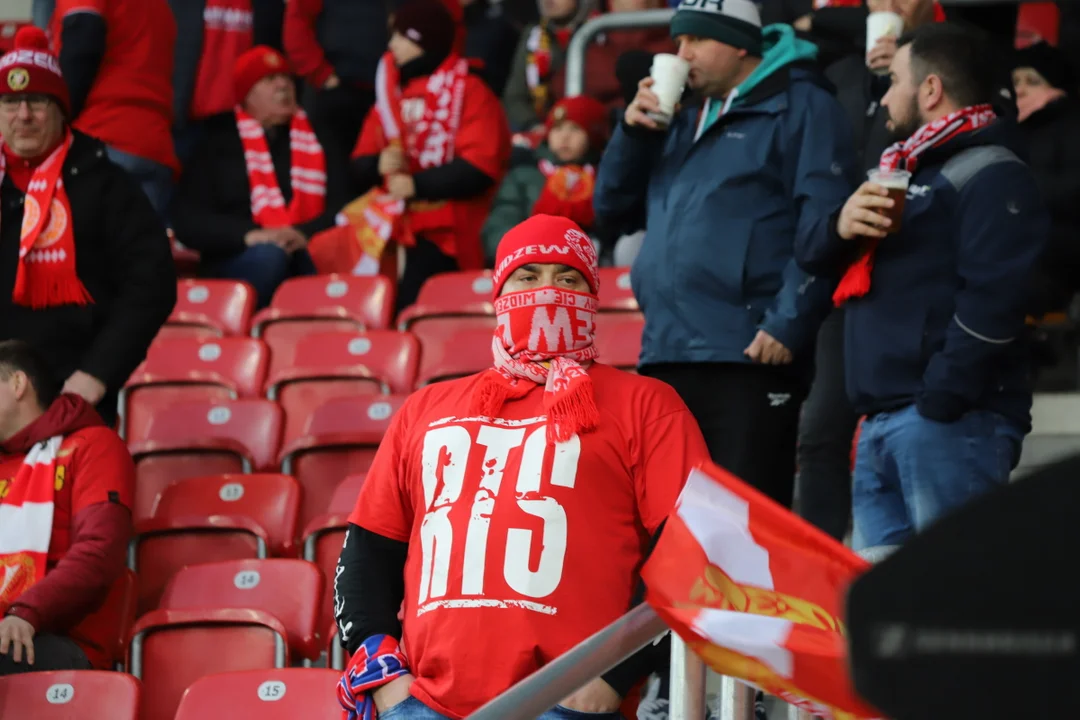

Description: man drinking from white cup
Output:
[594,0,857,515]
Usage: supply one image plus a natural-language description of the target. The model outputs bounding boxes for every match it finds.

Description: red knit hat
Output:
[492,215,600,298]
[546,96,610,151]
[0,27,69,115]
[234,46,291,104]
[392,0,459,62]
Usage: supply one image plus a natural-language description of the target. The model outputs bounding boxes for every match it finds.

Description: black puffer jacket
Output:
[0,131,177,425]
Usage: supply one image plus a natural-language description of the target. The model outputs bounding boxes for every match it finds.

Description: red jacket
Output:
[1,426,134,669]
[283,0,335,88]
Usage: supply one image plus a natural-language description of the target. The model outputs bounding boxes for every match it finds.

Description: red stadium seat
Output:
[166,279,256,337]
[594,313,644,371]
[174,669,341,719]
[597,267,639,312]
[70,568,137,670]
[251,274,395,336]
[260,319,362,385]
[160,559,323,661]
[171,233,200,278]
[0,670,140,720]
[415,323,495,387]
[280,395,404,527]
[128,399,283,522]
[121,336,268,441]
[397,270,495,329]
[265,331,418,443]
[129,608,287,720]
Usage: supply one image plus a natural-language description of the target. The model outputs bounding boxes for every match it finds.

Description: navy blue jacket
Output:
[594,26,858,371]
[797,121,1050,430]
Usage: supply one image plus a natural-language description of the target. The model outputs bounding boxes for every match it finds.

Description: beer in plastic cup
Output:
[866,11,903,75]
[868,168,910,234]
[647,53,690,128]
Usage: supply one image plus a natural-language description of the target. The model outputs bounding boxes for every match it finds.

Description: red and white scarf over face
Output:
[832,104,996,307]
[0,131,92,309]
[236,108,326,228]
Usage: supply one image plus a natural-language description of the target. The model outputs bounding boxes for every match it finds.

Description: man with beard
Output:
[797,23,1049,563]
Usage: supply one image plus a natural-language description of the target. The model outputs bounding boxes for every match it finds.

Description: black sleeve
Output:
[170,131,256,256]
[79,161,177,390]
[252,0,286,50]
[351,154,381,196]
[58,10,107,120]
[167,0,205,129]
[335,523,409,656]
[297,132,354,239]
[412,158,496,201]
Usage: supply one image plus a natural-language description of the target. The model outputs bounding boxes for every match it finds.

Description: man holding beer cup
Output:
[797,24,1049,563]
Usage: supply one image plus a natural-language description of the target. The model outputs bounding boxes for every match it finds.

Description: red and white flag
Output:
[642,461,882,719]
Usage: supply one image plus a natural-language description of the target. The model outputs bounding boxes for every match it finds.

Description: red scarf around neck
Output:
[470,287,600,444]
[832,104,996,307]
[531,158,596,229]
[236,108,327,228]
[0,131,92,309]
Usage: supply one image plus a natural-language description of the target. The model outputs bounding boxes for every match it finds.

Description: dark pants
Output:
[0,634,92,676]
[202,244,318,309]
[396,237,459,315]
[304,84,375,158]
[795,310,859,540]
[640,362,807,509]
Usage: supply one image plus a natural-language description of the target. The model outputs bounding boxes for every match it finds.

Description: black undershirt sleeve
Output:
[334,523,409,656]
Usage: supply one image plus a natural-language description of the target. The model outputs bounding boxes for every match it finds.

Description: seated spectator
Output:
[482,96,609,262]
[49,0,179,218]
[172,46,351,309]
[350,0,510,311]
[0,340,134,675]
[0,29,177,427]
[334,215,708,720]
[463,0,521,96]
[1014,42,1080,317]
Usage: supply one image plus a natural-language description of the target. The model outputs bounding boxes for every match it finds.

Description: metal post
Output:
[564,9,674,97]
[717,676,756,720]
[785,705,816,720]
[669,635,707,720]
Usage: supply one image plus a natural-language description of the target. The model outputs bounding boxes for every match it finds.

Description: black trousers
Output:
[795,310,859,540]
[641,362,807,509]
[0,634,92,676]
[395,237,459,315]
[303,84,375,159]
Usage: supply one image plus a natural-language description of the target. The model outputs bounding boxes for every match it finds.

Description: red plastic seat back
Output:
[414,322,497,386]
[328,473,368,514]
[175,669,342,719]
[597,267,639,311]
[400,270,495,322]
[160,559,323,661]
[594,313,644,371]
[261,274,394,331]
[290,452,378,529]
[262,319,364,382]
[169,279,256,336]
[0,670,139,720]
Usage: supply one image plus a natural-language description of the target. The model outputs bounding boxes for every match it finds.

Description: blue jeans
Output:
[202,243,317,308]
[106,146,173,220]
[852,404,1024,561]
[380,696,620,720]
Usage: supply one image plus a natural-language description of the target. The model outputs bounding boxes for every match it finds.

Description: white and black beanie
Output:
[670,0,763,57]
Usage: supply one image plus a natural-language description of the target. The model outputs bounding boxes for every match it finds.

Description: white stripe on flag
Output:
[692,609,795,678]
[677,467,774,589]
[0,501,54,554]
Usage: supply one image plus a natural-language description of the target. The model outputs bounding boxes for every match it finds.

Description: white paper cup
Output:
[866,11,903,74]
[647,53,690,126]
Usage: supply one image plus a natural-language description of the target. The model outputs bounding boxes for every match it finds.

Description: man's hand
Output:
[324,73,341,90]
[272,227,308,254]
[836,181,894,240]
[244,228,280,246]
[0,615,35,666]
[625,76,665,130]
[63,371,107,405]
[386,173,416,201]
[867,35,897,73]
[1017,85,1066,123]
[559,678,622,713]
[372,674,415,712]
[744,330,793,365]
[379,145,407,176]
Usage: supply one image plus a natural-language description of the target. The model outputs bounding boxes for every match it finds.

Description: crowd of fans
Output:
[0,0,1078,719]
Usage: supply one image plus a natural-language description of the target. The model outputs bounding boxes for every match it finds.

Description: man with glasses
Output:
[0,27,176,428]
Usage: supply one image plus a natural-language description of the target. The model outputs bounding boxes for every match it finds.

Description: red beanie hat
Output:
[492,215,600,298]
[234,46,291,104]
[392,0,459,62]
[546,96,610,151]
[0,27,69,115]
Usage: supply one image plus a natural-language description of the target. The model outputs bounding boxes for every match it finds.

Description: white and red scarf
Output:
[833,104,996,306]
[0,435,62,614]
[236,108,327,228]
[471,287,600,444]
[0,131,91,309]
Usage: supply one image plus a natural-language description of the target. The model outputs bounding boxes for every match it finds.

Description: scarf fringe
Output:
[16,270,93,309]
[545,376,600,444]
[470,370,515,418]
[832,244,875,307]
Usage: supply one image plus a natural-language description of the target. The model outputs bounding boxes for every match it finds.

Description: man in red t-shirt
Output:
[335,214,709,720]
[0,340,134,675]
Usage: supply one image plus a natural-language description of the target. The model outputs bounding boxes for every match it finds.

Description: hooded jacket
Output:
[594,25,858,371]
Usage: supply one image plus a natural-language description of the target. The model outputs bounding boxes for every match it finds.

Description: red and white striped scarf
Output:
[236,108,326,227]
[833,104,996,306]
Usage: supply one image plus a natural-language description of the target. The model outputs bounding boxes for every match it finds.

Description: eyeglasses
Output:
[0,95,52,112]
